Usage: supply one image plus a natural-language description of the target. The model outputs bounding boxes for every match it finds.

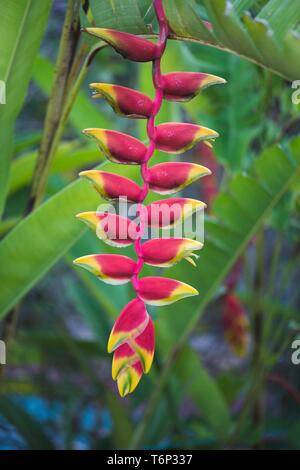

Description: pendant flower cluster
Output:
[74,0,225,397]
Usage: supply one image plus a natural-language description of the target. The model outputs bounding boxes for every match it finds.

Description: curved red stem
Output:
[132,0,169,291]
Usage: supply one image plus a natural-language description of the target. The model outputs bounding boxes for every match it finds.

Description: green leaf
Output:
[106,393,134,448]
[89,0,151,33]
[32,55,111,133]
[258,0,300,42]
[8,143,103,195]
[213,55,262,170]
[0,0,51,217]
[164,0,216,44]
[203,0,261,60]
[0,175,100,319]
[175,346,231,437]
[0,396,54,449]
[233,0,257,14]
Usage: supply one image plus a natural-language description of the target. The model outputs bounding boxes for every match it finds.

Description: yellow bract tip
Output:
[79,170,103,184]
[171,281,199,303]
[79,169,98,178]
[82,128,107,143]
[196,126,219,141]
[89,83,115,100]
[76,211,100,230]
[190,164,212,179]
[73,255,100,275]
[201,74,227,88]
[183,239,203,252]
[83,28,111,41]
[186,198,207,210]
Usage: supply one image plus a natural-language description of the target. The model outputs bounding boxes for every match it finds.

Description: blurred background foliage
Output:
[0,0,300,450]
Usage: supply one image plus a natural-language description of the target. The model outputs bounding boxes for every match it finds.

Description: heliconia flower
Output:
[162,72,226,102]
[223,294,249,358]
[76,211,138,247]
[146,197,206,229]
[141,237,203,267]
[155,123,219,153]
[79,170,141,202]
[73,254,136,285]
[112,317,154,378]
[148,162,211,194]
[76,0,221,397]
[82,128,146,164]
[90,83,153,119]
[83,28,159,62]
[136,277,198,306]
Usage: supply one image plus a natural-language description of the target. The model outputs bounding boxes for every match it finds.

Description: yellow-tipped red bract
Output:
[146,197,206,229]
[148,162,211,194]
[83,28,159,62]
[137,277,198,306]
[107,298,155,397]
[82,128,147,164]
[79,170,141,202]
[108,299,148,352]
[155,123,219,154]
[90,83,153,119]
[73,254,136,285]
[76,211,139,247]
[162,72,226,102]
[141,238,203,267]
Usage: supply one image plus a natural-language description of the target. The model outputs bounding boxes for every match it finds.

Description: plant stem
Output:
[251,228,265,446]
[266,232,282,298]
[26,0,79,213]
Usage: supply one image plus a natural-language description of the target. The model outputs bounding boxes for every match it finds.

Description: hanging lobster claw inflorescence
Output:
[74,0,225,396]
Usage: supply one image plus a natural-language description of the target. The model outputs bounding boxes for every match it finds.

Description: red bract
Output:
[83,28,159,62]
[73,254,136,285]
[148,162,211,194]
[146,198,205,228]
[82,128,147,164]
[76,212,139,247]
[155,123,218,153]
[75,0,225,397]
[136,277,198,306]
[90,83,153,119]
[162,72,226,101]
[141,238,203,267]
[79,170,141,202]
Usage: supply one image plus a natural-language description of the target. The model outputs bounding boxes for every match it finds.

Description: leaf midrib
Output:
[4,0,32,83]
